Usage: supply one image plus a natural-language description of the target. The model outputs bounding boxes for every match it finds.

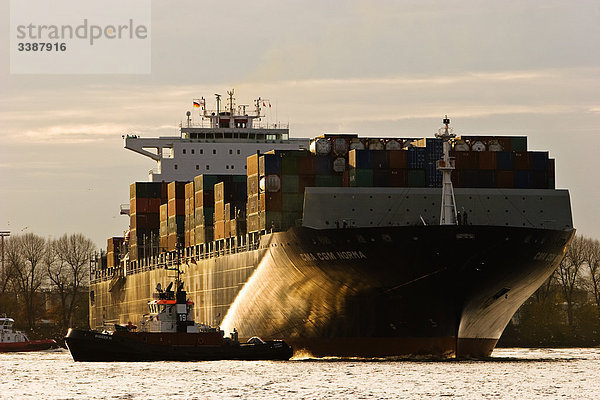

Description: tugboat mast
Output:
[436,116,458,225]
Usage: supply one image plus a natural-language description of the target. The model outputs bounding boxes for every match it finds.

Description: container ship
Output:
[90,91,574,358]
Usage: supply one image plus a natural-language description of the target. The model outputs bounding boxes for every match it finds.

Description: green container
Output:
[262,211,283,230]
[547,176,555,189]
[281,174,300,193]
[283,211,301,229]
[281,157,299,175]
[315,174,334,187]
[232,175,246,183]
[350,169,373,187]
[282,193,303,212]
[510,137,527,152]
[408,169,426,187]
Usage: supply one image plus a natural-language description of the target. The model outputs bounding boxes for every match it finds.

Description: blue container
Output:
[531,151,549,171]
[350,150,372,169]
[496,152,514,170]
[531,171,547,188]
[476,170,497,188]
[425,139,444,162]
[425,161,442,187]
[261,154,281,175]
[408,147,426,169]
[514,170,532,188]
[316,156,332,174]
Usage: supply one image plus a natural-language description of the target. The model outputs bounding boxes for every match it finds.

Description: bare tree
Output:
[54,233,95,327]
[557,235,587,327]
[8,233,47,330]
[583,237,600,308]
[45,239,71,329]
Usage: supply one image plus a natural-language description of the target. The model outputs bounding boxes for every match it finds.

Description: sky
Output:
[0,0,599,249]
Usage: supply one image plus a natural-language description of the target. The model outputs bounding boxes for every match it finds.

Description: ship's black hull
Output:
[220,225,573,358]
[89,224,573,359]
[64,329,293,362]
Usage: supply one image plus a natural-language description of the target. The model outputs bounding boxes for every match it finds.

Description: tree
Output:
[582,238,600,308]
[53,233,95,327]
[557,235,586,328]
[8,233,47,330]
[45,238,71,329]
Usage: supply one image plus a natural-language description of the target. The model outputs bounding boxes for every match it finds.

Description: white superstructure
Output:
[124,90,310,182]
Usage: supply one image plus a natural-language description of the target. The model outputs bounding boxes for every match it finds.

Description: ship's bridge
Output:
[123,90,309,182]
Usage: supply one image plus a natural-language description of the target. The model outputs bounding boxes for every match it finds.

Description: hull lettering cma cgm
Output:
[90,91,574,358]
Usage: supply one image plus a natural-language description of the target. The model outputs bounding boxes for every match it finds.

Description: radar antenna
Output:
[435,116,458,225]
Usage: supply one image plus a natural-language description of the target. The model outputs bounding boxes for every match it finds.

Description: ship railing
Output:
[90,236,263,282]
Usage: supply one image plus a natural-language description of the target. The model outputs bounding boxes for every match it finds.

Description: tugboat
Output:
[0,317,57,352]
[65,266,293,361]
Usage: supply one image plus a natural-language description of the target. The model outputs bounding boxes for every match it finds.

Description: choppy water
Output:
[1,348,599,399]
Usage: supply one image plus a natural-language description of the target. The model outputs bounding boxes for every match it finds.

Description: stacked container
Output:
[129,182,165,260]
[184,182,195,248]
[106,237,124,269]
[167,181,187,251]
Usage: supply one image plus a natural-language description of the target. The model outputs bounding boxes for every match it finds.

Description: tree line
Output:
[0,232,95,335]
[500,234,600,347]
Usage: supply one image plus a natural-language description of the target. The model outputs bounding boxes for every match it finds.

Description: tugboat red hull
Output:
[65,328,293,361]
[0,339,57,353]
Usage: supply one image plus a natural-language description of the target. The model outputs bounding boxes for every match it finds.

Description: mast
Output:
[436,116,458,225]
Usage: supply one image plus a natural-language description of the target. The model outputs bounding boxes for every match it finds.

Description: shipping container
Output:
[129,182,164,200]
[476,170,497,188]
[349,169,374,187]
[531,151,549,171]
[167,181,187,200]
[316,156,332,174]
[259,153,282,176]
[478,151,497,170]
[497,170,514,188]
[389,150,408,169]
[389,169,408,187]
[130,213,160,230]
[496,152,514,171]
[514,170,532,188]
[247,154,259,176]
[407,147,426,169]
[260,191,283,211]
[510,137,527,152]
[281,174,300,193]
[167,198,185,217]
[453,151,479,170]
[513,152,532,170]
[425,162,442,188]
[407,169,426,187]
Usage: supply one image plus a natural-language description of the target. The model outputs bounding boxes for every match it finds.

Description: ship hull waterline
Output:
[91,225,573,358]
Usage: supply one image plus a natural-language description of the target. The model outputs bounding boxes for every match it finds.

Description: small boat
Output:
[0,317,57,352]
[65,270,293,361]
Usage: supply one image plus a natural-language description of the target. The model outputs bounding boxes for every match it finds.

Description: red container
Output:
[453,151,479,169]
[513,152,532,170]
[478,152,497,170]
[130,198,149,214]
[497,171,514,188]
[389,150,408,169]
[260,192,283,211]
[298,156,317,174]
[389,169,408,187]
[298,174,316,193]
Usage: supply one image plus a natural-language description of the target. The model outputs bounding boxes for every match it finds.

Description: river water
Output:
[1,348,599,399]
